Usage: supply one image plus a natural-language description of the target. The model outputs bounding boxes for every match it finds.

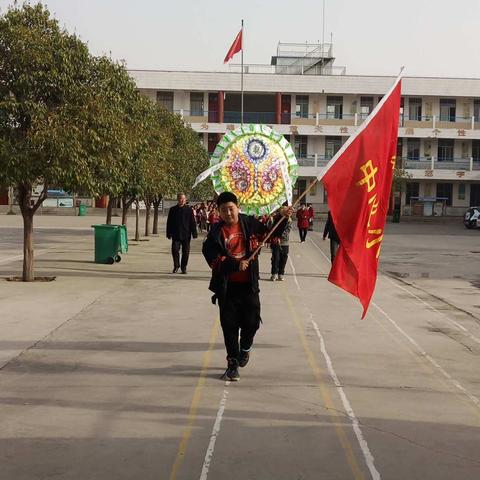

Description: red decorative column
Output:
[275,92,281,124]
[95,195,109,208]
[218,91,224,123]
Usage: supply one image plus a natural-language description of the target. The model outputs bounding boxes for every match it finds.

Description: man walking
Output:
[202,192,292,381]
[323,210,340,262]
[166,193,197,274]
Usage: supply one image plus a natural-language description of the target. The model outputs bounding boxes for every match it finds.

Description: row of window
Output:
[406,139,480,161]
[156,91,480,122]
[406,182,463,206]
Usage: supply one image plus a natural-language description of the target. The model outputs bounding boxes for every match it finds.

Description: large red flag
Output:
[321,75,402,318]
[224,29,243,63]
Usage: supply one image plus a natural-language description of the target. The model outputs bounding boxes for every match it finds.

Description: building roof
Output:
[129,69,480,97]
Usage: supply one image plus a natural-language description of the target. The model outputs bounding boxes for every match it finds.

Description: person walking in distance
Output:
[202,192,293,381]
[166,193,197,274]
[296,204,310,243]
[307,203,314,231]
[269,208,291,282]
[323,210,340,262]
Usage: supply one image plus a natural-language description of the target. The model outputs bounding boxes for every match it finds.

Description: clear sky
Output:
[1,0,480,78]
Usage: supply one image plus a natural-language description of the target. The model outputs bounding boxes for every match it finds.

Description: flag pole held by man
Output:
[320,70,403,318]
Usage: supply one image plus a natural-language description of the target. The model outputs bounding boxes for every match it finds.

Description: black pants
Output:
[330,239,340,263]
[171,238,190,270]
[271,245,289,275]
[219,283,261,359]
[299,228,308,242]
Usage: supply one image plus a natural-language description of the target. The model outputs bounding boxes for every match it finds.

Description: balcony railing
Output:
[402,157,477,171]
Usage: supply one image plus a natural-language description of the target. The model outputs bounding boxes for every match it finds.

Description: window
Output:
[360,96,374,116]
[474,100,480,122]
[407,138,420,160]
[327,96,343,119]
[436,183,453,206]
[439,98,456,122]
[295,95,309,118]
[473,140,480,161]
[294,135,308,158]
[408,98,422,121]
[406,182,419,204]
[438,139,454,161]
[190,92,204,116]
[458,184,466,201]
[157,91,174,112]
[325,136,342,159]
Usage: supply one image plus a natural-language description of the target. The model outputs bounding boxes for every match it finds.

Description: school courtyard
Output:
[0,214,479,480]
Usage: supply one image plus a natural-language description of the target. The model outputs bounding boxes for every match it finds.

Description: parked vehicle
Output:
[464,207,480,229]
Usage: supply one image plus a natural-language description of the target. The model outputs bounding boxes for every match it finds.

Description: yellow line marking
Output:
[282,289,366,480]
[169,316,220,480]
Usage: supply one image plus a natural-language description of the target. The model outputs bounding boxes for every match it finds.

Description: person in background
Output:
[307,203,314,231]
[166,193,197,274]
[296,204,310,243]
[269,207,292,281]
[323,210,340,262]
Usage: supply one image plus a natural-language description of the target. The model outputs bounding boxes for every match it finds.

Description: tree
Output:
[0,4,101,280]
[0,4,133,280]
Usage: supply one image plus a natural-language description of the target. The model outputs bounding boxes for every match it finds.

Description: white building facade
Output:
[129,45,480,216]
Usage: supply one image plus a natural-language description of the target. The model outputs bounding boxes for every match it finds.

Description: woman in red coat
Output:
[296,204,310,243]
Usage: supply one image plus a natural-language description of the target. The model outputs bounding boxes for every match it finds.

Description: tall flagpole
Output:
[241,19,244,126]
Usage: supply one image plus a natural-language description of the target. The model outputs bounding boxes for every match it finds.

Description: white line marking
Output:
[307,236,480,410]
[288,255,381,480]
[199,381,230,480]
[382,275,480,346]
[372,301,480,408]
[0,248,52,265]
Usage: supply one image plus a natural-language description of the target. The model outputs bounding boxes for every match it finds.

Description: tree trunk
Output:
[106,196,114,224]
[122,196,131,226]
[135,200,140,241]
[144,199,151,237]
[153,204,159,235]
[22,211,34,281]
[17,183,46,282]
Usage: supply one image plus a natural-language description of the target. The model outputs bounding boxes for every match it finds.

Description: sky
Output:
[1,0,480,78]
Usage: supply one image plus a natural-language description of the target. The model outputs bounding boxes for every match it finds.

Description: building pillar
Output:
[218,91,224,123]
[275,92,281,124]
[95,195,109,208]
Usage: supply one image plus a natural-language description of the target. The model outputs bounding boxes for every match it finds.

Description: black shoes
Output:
[181,269,187,274]
[222,357,240,381]
[172,267,179,274]
[238,349,250,368]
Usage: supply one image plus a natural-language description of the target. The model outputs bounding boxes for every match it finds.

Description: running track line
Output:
[308,236,480,410]
[199,381,230,480]
[288,254,381,480]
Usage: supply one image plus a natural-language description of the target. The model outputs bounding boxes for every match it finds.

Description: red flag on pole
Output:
[321,74,402,318]
[224,29,243,63]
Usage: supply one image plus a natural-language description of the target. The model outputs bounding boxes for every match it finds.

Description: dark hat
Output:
[217,191,238,206]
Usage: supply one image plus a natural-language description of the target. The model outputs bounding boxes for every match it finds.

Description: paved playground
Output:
[0,214,479,480]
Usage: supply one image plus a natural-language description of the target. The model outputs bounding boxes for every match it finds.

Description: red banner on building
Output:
[321,76,402,318]
[224,29,243,64]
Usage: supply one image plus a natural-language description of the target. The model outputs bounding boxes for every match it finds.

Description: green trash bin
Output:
[92,224,128,264]
[78,204,87,216]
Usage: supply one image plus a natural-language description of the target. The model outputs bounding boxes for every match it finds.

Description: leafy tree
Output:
[0,4,106,280]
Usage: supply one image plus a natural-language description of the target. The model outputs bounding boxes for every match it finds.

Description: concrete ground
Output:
[0,214,479,480]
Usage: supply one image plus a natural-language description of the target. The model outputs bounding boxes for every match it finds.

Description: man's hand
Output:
[167,236,171,240]
[239,259,249,271]
[280,206,294,217]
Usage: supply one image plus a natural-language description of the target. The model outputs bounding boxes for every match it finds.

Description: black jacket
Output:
[166,205,197,240]
[202,213,286,303]
[323,211,339,243]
